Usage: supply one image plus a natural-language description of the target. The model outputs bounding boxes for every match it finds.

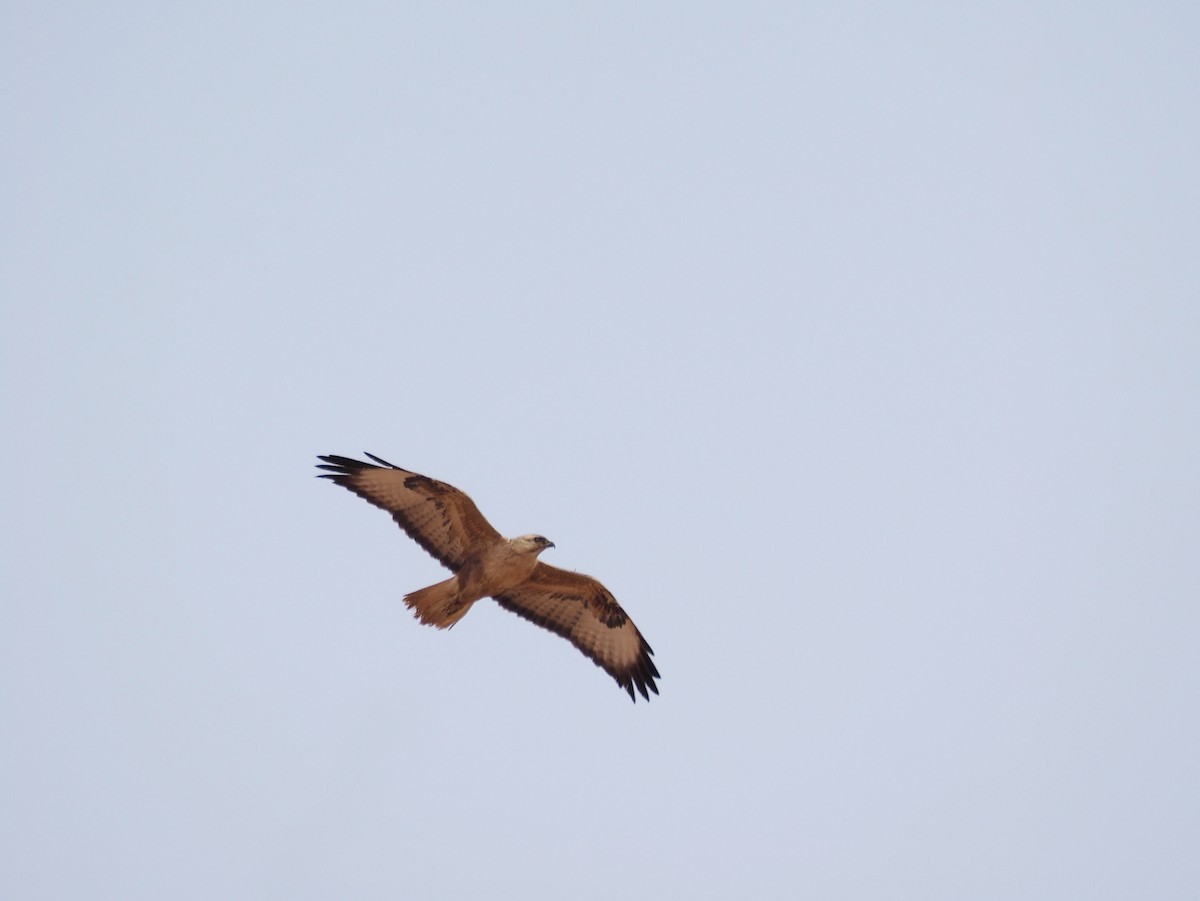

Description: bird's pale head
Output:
[512,534,555,555]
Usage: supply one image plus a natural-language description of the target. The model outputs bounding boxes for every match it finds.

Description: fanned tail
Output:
[403,577,475,629]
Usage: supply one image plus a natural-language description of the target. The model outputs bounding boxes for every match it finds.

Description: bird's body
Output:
[316,453,659,701]
[404,534,551,628]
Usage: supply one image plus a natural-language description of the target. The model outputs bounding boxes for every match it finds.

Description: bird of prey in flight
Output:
[316,453,660,701]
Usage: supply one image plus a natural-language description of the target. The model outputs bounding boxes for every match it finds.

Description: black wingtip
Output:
[316,453,400,477]
[623,667,660,703]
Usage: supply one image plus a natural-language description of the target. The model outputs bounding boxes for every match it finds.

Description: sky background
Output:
[3,3,1198,899]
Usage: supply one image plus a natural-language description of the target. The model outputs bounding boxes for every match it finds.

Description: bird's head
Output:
[512,534,555,556]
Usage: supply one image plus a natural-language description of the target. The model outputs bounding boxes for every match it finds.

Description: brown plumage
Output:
[316,453,660,701]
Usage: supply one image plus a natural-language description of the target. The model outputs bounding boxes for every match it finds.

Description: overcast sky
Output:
[3,3,1198,899]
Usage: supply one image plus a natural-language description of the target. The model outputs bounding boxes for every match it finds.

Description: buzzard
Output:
[316,453,660,701]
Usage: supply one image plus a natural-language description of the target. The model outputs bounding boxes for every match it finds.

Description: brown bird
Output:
[317,453,659,701]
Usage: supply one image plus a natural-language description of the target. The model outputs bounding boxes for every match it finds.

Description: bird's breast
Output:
[459,544,540,598]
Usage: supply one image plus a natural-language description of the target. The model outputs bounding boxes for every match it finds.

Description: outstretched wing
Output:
[495,563,660,702]
[317,453,502,570]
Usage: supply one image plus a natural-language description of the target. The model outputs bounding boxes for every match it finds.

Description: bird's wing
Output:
[317,453,503,570]
[494,563,659,702]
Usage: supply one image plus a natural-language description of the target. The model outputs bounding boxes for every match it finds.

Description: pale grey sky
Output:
[3,3,1198,899]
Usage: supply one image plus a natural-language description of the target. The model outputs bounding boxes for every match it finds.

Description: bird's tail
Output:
[403,577,475,629]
